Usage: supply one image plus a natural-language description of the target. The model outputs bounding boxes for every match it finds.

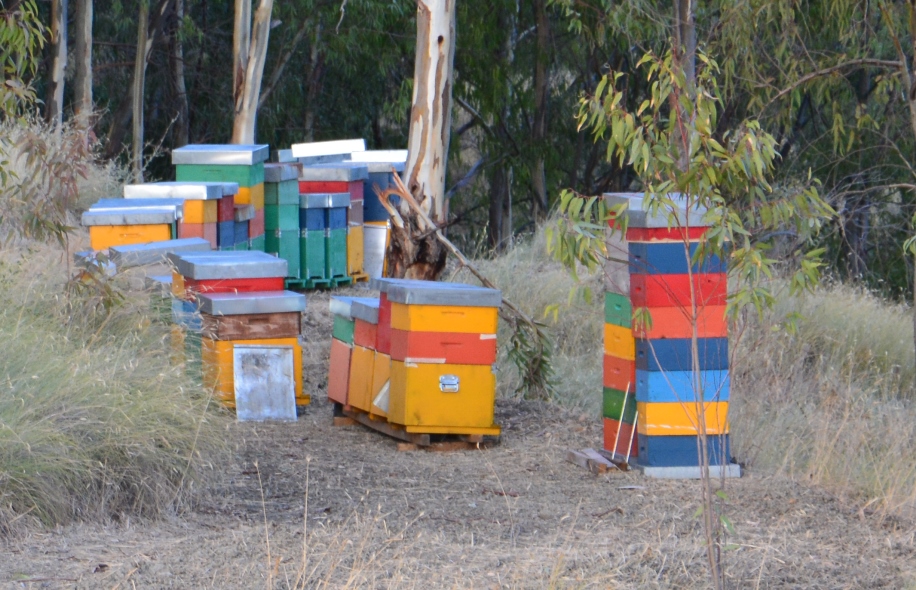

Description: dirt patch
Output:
[3,289,916,588]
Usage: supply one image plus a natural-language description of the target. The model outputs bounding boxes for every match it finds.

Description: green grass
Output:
[0,244,226,532]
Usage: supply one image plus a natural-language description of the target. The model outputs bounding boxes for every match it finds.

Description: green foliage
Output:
[506,318,555,400]
[0,0,45,119]
[550,49,835,319]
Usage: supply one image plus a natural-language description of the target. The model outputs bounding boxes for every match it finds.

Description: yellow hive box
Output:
[603,323,635,360]
[183,200,218,224]
[236,183,265,209]
[347,345,375,412]
[388,361,499,435]
[89,224,171,251]
[347,224,364,276]
[369,351,390,419]
[389,303,498,334]
[201,336,307,407]
[637,401,729,436]
[171,270,186,299]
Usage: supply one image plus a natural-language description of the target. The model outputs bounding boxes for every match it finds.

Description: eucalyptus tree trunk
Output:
[170,0,190,147]
[73,0,93,129]
[231,0,275,144]
[131,1,149,182]
[46,0,68,129]
[530,0,550,221]
[487,1,517,253]
[386,0,456,279]
[304,21,323,141]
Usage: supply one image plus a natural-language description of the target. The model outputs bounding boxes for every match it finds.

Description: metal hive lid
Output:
[167,251,287,280]
[234,204,255,221]
[90,198,184,217]
[298,193,340,209]
[602,192,709,229]
[264,162,300,183]
[171,144,270,165]
[299,162,369,182]
[110,238,212,268]
[197,290,306,315]
[384,282,502,307]
[123,182,231,200]
[350,300,380,324]
[81,207,178,226]
[290,138,366,159]
[329,296,380,319]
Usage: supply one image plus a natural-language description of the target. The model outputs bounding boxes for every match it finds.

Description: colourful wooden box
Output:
[327,338,352,405]
[389,329,497,365]
[354,318,377,349]
[628,242,725,275]
[200,311,300,341]
[636,401,729,436]
[632,305,728,339]
[184,200,217,224]
[236,183,265,209]
[201,336,305,407]
[176,163,264,187]
[249,207,265,238]
[603,387,637,423]
[389,303,499,335]
[347,224,365,277]
[630,273,727,309]
[347,345,376,412]
[637,434,731,467]
[635,369,730,403]
[603,418,638,458]
[217,221,234,247]
[636,337,729,372]
[178,222,217,248]
[265,230,300,279]
[626,226,708,242]
[604,292,632,328]
[300,230,326,280]
[217,194,235,222]
[604,323,636,360]
[265,204,299,231]
[184,276,285,296]
[603,354,636,391]
[89,224,171,251]
[264,180,299,206]
[333,314,355,344]
[388,360,499,435]
[326,228,348,278]
[369,351,391,418]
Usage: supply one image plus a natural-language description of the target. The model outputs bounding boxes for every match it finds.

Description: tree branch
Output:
[763,58,903,111]
[258,18,310,111]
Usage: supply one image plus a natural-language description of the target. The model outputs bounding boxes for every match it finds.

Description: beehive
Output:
[264,163,301,279]
[327,296,379,406]
[82,207,176,251]
[602,292,637,460]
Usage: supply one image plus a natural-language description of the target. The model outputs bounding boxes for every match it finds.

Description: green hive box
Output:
[176,162,265,187]
[603,387,637,424]
[300,230,326,280]
[325,228,348,278]
[248,234,266,252]
[266,230,301,279]
[265,204,299,231]
[264,180,299,205]
[605,292,632,327]
[332,315,355,344]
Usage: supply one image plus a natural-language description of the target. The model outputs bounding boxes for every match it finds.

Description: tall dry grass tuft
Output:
[456,228,605,412]
[0,243,227,532]
[732,283,916,519]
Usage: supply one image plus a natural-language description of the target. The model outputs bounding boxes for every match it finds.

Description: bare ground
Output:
[3,290,916,589]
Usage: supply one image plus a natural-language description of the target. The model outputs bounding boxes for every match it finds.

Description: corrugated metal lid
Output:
[329,296,380,319]
[81,207,178,226]
[299,162,369,182]
[167,251,288,280]
[197,290,306,315]
[351,300,380,324]
[171,144,270,165]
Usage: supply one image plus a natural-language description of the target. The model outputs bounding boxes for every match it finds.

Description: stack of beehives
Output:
[604,193,735,477]
[602,292,638,460]
[328,279,502,440]
[264,162,301,279]
[172,145,269,252]
[168,251,308,412]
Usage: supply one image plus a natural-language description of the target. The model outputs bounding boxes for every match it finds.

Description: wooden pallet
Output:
[566,448,629,474]
[349,271,370,283]
[336,407,498,450]
[285,277,332,290]
[328,275,353,288]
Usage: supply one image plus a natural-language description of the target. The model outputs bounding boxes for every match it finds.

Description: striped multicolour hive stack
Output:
[605,193,737,478]
[168,251,308,410]
[298,162,369,284]
[371,279,502,437]
[264,162,302,278]
[173,144,269,251]
[122,181,239,250]
[293,192,351,289]
[326,296,382,409]
[602,292,638,460]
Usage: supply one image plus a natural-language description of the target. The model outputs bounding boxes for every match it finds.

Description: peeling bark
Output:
[46,0,68,128]
[73,0,93,128]
[231,0,274,144]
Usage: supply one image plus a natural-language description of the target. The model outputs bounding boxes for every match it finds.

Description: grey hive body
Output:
[123,182,231,200]
[264,163,300,183]
[234,205,255,221]
[196,291,306,315]
[329,296,380,319]
[299,162,369,182]
[109,238,212,268]
[602,192,709,228]
[171,144,270,165]
[81,207,178,226]
[167,251,288,280]
[350,300,380,324]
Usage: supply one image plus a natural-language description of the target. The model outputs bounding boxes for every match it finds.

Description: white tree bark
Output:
[73,0,93,127]
[47,0,68,128]
[403,0,456,224]
[231,0,274,144]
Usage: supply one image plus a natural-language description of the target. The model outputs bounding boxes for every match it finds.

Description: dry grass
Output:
[0,242,227,532]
